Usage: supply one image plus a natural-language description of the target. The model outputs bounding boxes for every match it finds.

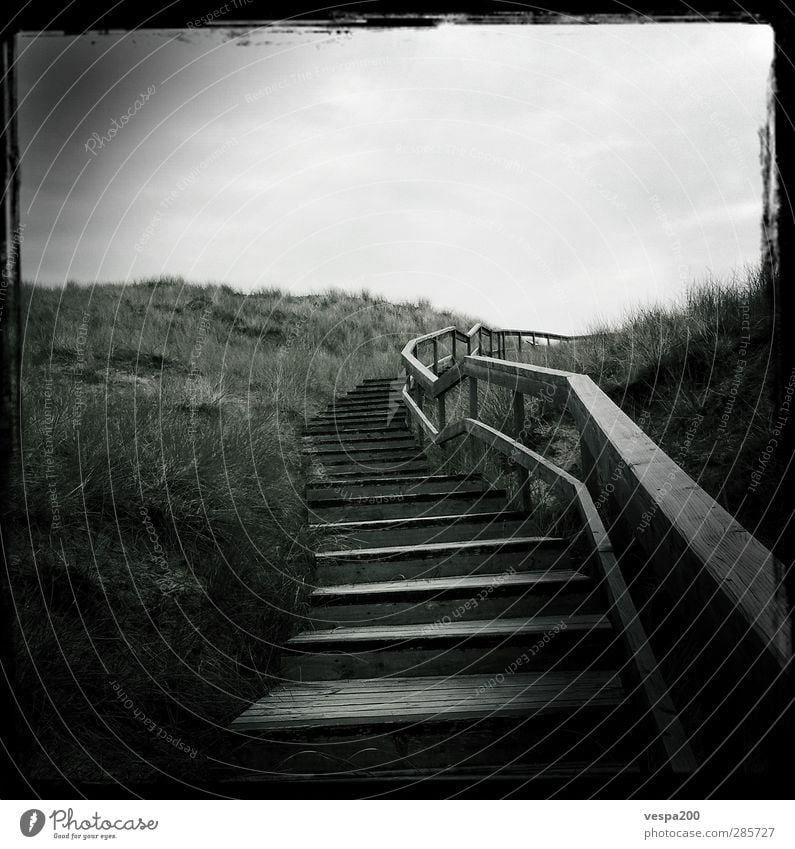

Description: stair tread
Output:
[307,472,479,487]
[312,568,589,599]
[289,613,609,645]
[231,669,623,730]
[310,509,524,531]
[316,535,565,560]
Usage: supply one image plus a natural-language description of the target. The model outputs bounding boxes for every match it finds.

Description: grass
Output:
[509,266,784,552]
[7,276,472,784]
[8,267,784,785]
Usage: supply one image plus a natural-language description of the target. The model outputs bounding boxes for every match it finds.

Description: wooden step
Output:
[312,569,589,602]
[303,446,426,463]
[315,537,579,584]
[306,473,481,498]
[324,395,403,409]
[303,431,414,447]
[303,435,422,456]
[313,409,405,422]
[328,396,401,409]
[308,460,431,479]
[316,534,554,563]
[231,670,624,731]
[289,613,609,648]
[315,512,540,549]
[309,491,506,522]
[305,423,411,437]
[282,615,618,679]
[306,571,598,627]
[307,467,436,484]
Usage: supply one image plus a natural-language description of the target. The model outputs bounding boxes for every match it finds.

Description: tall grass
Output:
[513,267,779,547]
[416,268,780,551]
[7,276,470,783]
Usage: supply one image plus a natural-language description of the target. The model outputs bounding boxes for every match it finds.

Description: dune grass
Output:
[509,266,782,550]
[7,267,782,784]
[7,276,471,783]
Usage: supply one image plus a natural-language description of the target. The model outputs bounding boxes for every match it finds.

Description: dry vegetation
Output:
[7,276,470,784]
[7,267,782,785]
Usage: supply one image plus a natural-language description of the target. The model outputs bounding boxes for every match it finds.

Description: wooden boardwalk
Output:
[227,376,694,788]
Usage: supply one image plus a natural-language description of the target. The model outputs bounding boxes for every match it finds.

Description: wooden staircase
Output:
[226,376,677,789]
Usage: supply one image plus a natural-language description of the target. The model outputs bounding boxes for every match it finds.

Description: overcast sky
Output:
[18,23,772,332]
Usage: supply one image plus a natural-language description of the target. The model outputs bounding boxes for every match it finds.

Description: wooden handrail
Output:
[460,355,790,673]
[400,333,791,676]
[400,321,792,776]
[401,325,456,393]
[407,413,697,774]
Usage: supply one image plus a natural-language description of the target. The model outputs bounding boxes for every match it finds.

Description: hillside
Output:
[6,269,783,785]
[7,277,473,783]
[514,267,783,554]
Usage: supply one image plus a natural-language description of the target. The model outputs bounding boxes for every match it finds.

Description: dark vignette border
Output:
[0,0,791,801]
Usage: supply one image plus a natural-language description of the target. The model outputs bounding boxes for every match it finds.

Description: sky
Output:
[17,23,773,332]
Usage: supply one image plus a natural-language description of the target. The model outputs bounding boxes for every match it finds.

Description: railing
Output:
[401,322,792,777]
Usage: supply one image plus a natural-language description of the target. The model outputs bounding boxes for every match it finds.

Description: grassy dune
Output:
[8,277,471,783]
[513,267,782,551]
[8,268,781,784]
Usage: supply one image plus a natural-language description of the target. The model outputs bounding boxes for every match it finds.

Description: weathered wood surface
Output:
[232,671,624,731]
[230,373,698,784]
[401,343,790,675]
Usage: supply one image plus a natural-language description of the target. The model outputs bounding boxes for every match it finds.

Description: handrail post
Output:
[518,333,523,355]
[512,390,531,511]
[478,327,482,355]
[452,331,457,363]
[413,380,425,446]
[469,376,481,471]
[432,338,439,375]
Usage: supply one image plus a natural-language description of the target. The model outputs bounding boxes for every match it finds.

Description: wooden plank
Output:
[565,372,790,671]
[311,569,589,599]
[306,473,473,488]
[306,591,597,628]
[316,535,562,562]
[463,356,571,409]
[231,670,624,731]
[310,508,520,532]
[308,488,500,509]
[402,384,438,440]
[288,614,609,645]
